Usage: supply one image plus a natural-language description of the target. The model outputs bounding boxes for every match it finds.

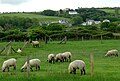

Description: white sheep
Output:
[105,49,118,57]
[17,48,22,53]
[68,60,86,75]
[55,53,64,62]
[2,58,16,72]
[62,52,72,62]
[31,41,39,48]
[21,59,41,72]
[47,54,55,63]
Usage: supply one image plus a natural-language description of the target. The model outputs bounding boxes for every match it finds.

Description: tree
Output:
[100,22,110,30]
[41,10,57,16]
[71,16,83,26]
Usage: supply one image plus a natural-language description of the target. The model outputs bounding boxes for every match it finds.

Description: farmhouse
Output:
[82,20,101,26]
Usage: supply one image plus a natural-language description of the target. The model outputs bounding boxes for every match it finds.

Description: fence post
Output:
[90,53,94,76]
[82,36,84,41]
[27,55,30,77]
[100,35,103,44]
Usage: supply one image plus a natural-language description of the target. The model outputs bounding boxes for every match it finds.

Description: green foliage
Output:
[0,16,39,31]
[45,23,66,31]
[41,10,57,16]
[100,22,110,30]
[71,16,83,25]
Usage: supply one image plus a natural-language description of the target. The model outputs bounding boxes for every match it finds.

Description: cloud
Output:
[0,0,30,5]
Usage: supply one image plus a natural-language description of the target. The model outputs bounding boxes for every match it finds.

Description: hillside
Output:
[0,13,70,22]
[98,8,120,15]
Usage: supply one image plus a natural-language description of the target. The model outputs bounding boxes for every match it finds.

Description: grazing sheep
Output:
[62,52,72,62]
[21,59,41,72]
[2,58,16,72]
[47,54,55,63]
[17,48,22,53]
[105,49,118,57]
[55,53,64,62]
[31,41,39,48]
[68,60,86,75]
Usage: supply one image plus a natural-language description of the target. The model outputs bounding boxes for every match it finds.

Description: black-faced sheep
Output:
[55,53,64,62]
[68,60,86,75]
[105,49,118,57]
[31,41,39,48]
[21,59,41,72]
[62,52,72,62]
[17,48,22,53]
[47,54,55,63]
[2,58,16,72]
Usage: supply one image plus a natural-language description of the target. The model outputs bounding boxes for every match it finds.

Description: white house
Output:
[81,20,101,26]
[69,11,78,15]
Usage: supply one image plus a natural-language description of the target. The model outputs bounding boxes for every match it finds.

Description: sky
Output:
[0,0,120,12]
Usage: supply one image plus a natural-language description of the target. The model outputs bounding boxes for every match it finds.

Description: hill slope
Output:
[0,13,70,22]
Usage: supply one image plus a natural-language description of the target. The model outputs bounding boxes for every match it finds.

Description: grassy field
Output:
[0,40,120,81]
[0,13,69,22]
[98,9,120,14]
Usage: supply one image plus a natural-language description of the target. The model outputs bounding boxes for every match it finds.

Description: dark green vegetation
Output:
[0,40,120,81]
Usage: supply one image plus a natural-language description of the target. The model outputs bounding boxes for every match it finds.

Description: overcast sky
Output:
[0,0,120,12]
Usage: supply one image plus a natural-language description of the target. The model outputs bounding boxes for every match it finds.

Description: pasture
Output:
[0,13,69,22]
[0,40,120,81]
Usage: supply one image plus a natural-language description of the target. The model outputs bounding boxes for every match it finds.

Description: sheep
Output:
[68,60,86,75]
[62,52,72,62]
[21,59,41,72]
[2,58,16,72]
[47,54,55,63]
[31,41,39,48]
[105,49,118,57]
[17,48,22,53]
[55,53,64,62]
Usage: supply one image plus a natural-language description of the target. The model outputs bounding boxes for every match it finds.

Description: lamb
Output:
[47,54,55,63]
[55,53,64,62]
[2,58,16,72]
[105,49,118,57]
[31,41,39,48]
[17,48,22,53]
[21,59,41,72]
[62,52,72,62]
[68,60,86,75]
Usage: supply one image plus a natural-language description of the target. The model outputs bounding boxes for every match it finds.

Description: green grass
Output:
[0,40,120,81]
[98,9,115,14]
[0,13,69,22]
[98,9,120,14]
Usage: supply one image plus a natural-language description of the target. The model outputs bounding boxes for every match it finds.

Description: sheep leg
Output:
[53,60,55,64]
[49,60,52,63]
[30,67,33,71]
[14,65,16,70]
[73,68,76,74]
[36,66,38,70]
[7,67,9,72]
[83,67,86,75]
[80,70,83,75]
[69,55,71,62]
[38,66,40,70]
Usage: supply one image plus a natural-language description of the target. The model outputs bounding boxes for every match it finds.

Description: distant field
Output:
[98,9,115,13]
[0,40,120,81]
[98,9,120,14]
[0,13,69,22]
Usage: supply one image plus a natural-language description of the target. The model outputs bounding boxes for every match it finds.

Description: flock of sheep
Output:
[1,49,118,75]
